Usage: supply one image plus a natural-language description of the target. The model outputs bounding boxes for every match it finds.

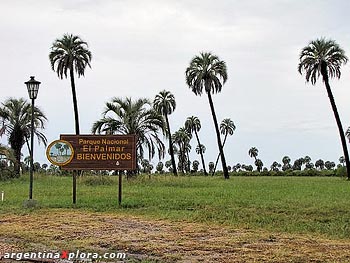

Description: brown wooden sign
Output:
[59,134,137,170]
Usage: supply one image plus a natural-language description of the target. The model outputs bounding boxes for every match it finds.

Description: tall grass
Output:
[1,174,350,239]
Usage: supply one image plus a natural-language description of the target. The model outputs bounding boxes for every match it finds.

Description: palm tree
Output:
[186,52,229,179]
[92,97,165,163]
[192,160,200,172]
[212,118,236,175]
[55,143,62,156]
[50,34,91,204]
[248,147,258,161]
[325,161,336,170]
[293,158,303,170]
[165,160,172,173]
[156,161,164,174]
[63,143,69,155]
[208,161,215,174]
[346,127,350,142]
[185,116,207,175]
[248,147,260,172]
[172,127,191,173]
[270,161,281,171]
[0,98,47,176]
[315,159,325,170]
[255,159,264,172]
[153,90,177,175]
[298,38,350,179]
[282,156,292,171]
[49,33,92,135]
[196,144,206,155]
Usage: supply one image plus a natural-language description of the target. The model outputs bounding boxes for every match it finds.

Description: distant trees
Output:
[172,127,191,173]
[298,38,350,179]
[156,161,164,174]
[315,159,325,170]
[185,116,207,175]
[192,160,200,172]
[270,161,281,171]
[282,156,292,171]
[186,52,230,179]
[153,90,177,175]
[212,118,236,175]
[248,147,263,172]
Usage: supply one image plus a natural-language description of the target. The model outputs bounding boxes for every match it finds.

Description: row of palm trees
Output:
[89,94,235,175]
[1,33,350,180]
[47,33,350,180]
[47,33,232,178]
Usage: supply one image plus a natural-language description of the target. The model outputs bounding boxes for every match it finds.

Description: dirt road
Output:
[1,210,350,262]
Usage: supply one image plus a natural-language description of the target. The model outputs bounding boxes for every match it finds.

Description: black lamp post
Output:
[25,76,41,200]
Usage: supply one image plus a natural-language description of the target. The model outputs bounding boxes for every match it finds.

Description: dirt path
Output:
[1,210,350,262]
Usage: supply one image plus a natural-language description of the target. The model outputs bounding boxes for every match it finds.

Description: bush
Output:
[335,166,347,177]
[0,169,14,181]
[80,175,114,186]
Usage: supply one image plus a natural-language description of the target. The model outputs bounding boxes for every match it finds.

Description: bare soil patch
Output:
[1,210,350,262]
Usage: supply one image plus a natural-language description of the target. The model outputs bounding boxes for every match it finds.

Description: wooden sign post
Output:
[47,134,136,206]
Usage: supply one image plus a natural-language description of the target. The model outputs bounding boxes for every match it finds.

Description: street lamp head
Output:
[25,76,41,99]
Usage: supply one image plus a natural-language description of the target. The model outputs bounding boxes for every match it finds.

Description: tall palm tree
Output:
[49,33,92,135]
[185,116,207,175]
[50,34,91,204]
[298,38,350,179]
[92,97,166,162]
[153,90,177,175]
[346,127,350,142]
[0,98,47,176]
[185,52,229,179]
[212,118,236,175]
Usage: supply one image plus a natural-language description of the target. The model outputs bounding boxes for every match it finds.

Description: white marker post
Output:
[1,191,4,202]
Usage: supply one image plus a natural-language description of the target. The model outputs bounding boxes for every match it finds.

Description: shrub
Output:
[80,175,114,186]
[335,166,347,177]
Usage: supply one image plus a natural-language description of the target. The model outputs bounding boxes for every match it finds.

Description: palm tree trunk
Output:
[69,67,79,204]
[207,92,229,179]
[13,147,21,178]
[165,114,177,175]
[180,143,185,173]
[186,149,190,173]
[194,130,207,175]
[212,134,227,176]
[69,67,80,135]
[321,66,350,180]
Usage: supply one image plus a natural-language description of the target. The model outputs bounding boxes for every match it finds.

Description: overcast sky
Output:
[1,0,350,169]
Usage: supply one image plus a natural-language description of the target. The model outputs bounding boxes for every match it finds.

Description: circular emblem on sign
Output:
[46,140,74,166]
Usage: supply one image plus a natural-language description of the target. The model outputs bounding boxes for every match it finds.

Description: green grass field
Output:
[1,174,350,239]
